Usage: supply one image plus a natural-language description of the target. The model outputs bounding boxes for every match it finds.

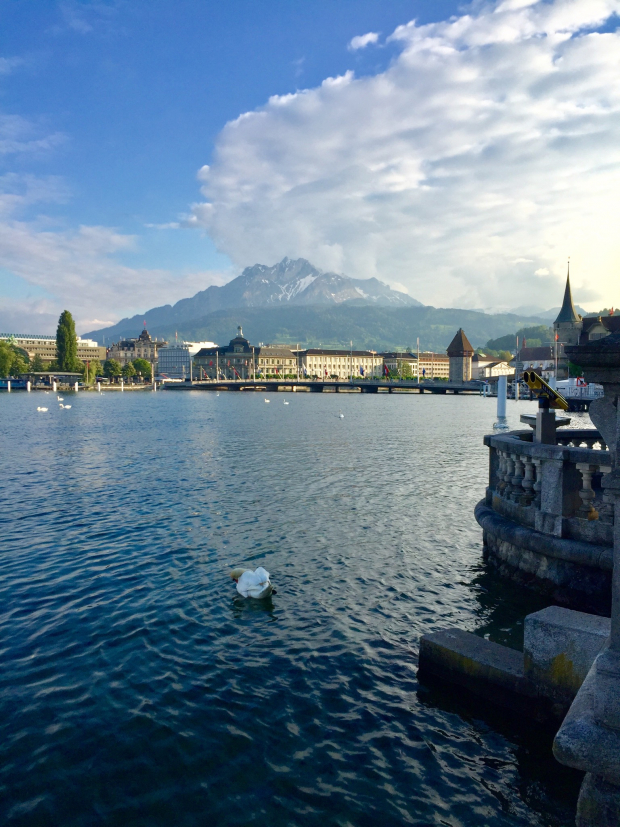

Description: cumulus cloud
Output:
[348,32,379,51]
[194,0,620,312]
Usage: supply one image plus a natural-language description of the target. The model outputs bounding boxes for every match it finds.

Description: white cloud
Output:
[348,32,380,51]
[194,0,620,312]
[0,174,229,334]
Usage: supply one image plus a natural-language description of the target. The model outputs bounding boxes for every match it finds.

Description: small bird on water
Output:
[230,567,274,599]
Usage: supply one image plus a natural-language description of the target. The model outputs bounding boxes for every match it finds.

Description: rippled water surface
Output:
[0,390,582,826]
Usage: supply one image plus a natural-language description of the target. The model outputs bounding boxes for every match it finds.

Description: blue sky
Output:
[1,0,619,332]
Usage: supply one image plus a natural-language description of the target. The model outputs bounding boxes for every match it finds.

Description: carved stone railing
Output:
[484,429,613,549]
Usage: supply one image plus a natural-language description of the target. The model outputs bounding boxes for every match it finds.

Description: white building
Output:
[299,348,383,379]
[0,333,106,364]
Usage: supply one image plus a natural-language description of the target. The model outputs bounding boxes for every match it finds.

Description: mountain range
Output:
[85,257,550,352]
[86,258,420,343]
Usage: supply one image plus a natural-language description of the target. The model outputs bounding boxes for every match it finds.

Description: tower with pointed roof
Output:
[447,328,474,382]
[553,263,582,347]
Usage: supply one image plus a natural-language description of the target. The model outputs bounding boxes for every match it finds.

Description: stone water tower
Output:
[447,328,474,382]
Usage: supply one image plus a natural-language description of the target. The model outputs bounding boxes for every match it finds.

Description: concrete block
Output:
[418,628,536,714]
[524,606,610,707]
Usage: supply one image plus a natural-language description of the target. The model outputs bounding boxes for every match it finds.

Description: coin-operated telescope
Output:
[522,370,569,443]
[522,371,569,410]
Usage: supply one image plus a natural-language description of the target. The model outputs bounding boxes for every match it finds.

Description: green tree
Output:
[132,358,152,381]
[31,354,46,372]
[103,359,122,380]
[498,350,514,363]
[0,341,13,377]
[83,359,102,384]
[10,353,28,375]
[122,362,136,380]
[56,310,80,371]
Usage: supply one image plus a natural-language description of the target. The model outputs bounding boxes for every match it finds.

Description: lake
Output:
[0,389,581,826]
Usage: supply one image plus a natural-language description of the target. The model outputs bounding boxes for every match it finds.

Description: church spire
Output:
[554,260,579,324]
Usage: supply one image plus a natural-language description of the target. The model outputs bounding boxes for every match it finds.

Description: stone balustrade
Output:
[476,428,613,610]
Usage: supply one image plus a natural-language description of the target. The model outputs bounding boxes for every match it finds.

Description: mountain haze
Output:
[86,258,420,343]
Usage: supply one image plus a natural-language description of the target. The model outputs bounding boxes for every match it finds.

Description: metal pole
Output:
[350,341,353,383]
[216,351,218,381]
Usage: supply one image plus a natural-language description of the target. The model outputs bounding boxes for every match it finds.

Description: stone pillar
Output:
[554,333,620,825]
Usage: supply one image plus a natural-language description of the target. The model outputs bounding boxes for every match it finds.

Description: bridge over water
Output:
[163,379,485,395]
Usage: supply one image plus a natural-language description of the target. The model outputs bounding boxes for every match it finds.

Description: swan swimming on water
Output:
[283,400,289,405]
[37,407,48,412]
[264,398,270,403]
[230,567,274,599]
[57,396,64,401]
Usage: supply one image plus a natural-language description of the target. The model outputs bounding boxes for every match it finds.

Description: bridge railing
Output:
[484,429,613,548]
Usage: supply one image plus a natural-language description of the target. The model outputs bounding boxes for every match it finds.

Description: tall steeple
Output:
[554,261,580,324]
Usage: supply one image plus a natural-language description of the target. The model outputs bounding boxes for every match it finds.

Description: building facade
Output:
[193,328,384,380]
[158,341,217,380]
[381,351,450,379]
[107,327,168,372]
[0,333,106,364]
[194,327,263,380]
[300,349,382,379]
[447,329,475,382]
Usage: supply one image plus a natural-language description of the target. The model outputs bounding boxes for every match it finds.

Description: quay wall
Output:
[476,500,611,614]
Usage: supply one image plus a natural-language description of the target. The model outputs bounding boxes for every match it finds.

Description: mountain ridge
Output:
[85,257,421,343]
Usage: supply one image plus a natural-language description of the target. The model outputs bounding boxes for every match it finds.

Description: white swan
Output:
[59,403,64,408]
[57,396,64,401]
[338,412,344,419]
[64,404,71,409]
[230,567,273,599]
[283,400,289,405]
[264,398,270,403]
[37,407,48,412]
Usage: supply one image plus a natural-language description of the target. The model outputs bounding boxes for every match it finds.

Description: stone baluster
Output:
[503,453,515,499]
[511,452,526,503]
[598,465,614,525]
[521,456,536,506]
[584,436,598,450]
[576,463,599,520]
[532,457,542,509]
[495,450,506,493]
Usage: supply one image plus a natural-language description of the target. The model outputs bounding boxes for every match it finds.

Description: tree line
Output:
[0,310,152,382]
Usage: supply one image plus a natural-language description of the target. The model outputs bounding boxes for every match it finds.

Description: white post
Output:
[27,380,31,392]
[494,375,509,430]
[121,378,124,392]
[52,381,57,393]
[74,382,78,393]
[97,381,101,392]
[7,380,10,393]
